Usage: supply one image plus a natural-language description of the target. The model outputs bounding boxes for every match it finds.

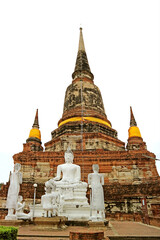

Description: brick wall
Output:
[104,181,160,200]
[0,208,7,219]
[69,231,105,240]
[149,217,160,227]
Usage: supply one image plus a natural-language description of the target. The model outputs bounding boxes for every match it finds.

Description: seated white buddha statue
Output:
[41,182,60,217]
[51,147,83,187]
[44,147,89,219]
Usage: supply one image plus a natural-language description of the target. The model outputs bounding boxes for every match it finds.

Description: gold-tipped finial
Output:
[78,27,85,51]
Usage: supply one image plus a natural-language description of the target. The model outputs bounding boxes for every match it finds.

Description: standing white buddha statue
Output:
[88,164,105,221]
[5,163,22,220]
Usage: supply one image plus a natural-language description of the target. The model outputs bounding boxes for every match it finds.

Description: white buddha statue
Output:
[41,182,60,217]
[44,147,89,220]
[16,196,31,220]
[5,163,22,220]
[51,147,82,186]
[88,164,105,221]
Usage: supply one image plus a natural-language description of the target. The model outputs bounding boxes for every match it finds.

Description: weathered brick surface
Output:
[104,181,160,200]
[45,78,127,152]
[62,81,107,119]
[150,204,160,216]
[0,208,7,219]
[0,147,159,219]
[0,181,9,198]
[69,231,105,240]
[12,149,159,184]
[1,148,158,200]
[149,217,160,227]
[106,212,143,222]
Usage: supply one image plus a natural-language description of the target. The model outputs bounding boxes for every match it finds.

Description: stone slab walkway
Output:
[16,221,160,239]
[109,221,160,236]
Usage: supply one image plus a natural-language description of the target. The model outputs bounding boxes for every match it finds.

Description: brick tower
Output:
[45,28,125,152]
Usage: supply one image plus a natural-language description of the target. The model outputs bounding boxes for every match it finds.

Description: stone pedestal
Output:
[30,202,90,220]
[33,217,67,229]
[0,217,67,229]
[5,214,17,220]
[29,204,45,218]
[88,220,109,228]
[59,204,90,221]
[30,182,91,220]
[55,182,90,220]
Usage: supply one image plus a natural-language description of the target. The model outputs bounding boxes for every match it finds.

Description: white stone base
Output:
[5,214,17,220]
[30,203,91,221]
[58,204,90,221]
[29,204,45,218]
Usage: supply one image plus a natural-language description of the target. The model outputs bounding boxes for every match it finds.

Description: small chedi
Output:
[0,28,160,224]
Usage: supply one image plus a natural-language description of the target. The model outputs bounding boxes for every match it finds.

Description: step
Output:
[18,238,69,240]
[17,235,69,240]
[108,237,160,240]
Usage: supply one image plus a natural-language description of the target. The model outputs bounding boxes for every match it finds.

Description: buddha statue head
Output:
[64,146,74,164]
[92,164,99,173]
[45,180,56,193]
[18,195,23,203]
[14,163,21,172]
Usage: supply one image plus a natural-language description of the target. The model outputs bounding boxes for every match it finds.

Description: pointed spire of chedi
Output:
[130,106,137,127]
[72,28,94,81]
[32,109,39,129]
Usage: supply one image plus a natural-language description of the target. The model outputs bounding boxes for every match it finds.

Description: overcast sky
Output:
[0,0,159,183]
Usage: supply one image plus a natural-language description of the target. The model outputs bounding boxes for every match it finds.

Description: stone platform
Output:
[88,220,109,228]
[1,219,160,239]
[0,216,67,229]
[0,217,109,230]
[33,217,68,229]
[16,221,160,240]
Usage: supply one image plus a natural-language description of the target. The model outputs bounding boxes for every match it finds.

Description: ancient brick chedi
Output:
[0,28,160,221]
[45,28,124,152]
